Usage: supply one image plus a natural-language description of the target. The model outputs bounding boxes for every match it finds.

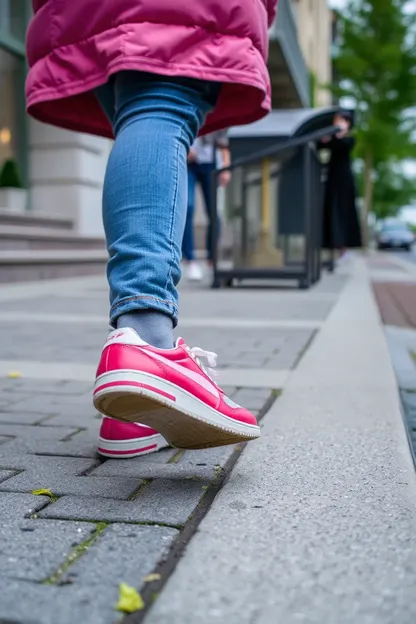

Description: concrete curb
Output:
[144,258,416,624]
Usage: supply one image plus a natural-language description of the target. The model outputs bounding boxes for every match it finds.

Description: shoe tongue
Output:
[175,337,186,348]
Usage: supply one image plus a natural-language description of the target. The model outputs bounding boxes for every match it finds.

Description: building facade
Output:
[0,0,332,239]
[0,0,110,237]
[0,1,30,190]
[290,0,333,107]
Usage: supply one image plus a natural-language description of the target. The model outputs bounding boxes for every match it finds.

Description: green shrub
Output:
[0,159,23,189]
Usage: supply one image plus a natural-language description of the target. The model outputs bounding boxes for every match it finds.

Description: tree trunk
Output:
[362,151,373,250]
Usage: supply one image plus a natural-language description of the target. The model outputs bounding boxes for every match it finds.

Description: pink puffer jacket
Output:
[26,0,278,138]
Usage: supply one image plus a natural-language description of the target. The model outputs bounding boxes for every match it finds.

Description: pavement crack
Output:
[128,479,152,501]
[167,449,185,464]
[41,521,107,585]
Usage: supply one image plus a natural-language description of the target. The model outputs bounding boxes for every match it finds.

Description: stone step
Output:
[0,225,105,251]
[0,250,107,283]
[0,209,74,231]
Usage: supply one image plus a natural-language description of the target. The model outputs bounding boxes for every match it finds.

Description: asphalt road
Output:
[392,246,416,265]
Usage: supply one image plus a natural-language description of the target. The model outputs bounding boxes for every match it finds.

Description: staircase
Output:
[0,210,107,283]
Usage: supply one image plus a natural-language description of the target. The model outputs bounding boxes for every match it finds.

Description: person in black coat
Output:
[320,111,362,255]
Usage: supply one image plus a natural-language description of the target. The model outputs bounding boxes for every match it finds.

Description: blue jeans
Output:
[182,162,220,262]
[95,72,220,327]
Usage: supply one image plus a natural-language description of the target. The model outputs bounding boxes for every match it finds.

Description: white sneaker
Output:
[186,262,203,282]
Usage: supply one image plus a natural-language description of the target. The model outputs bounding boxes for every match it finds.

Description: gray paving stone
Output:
[177,290,334,321]
[0,423,79,440]
[132,447,178,463]
[0,474,142,500]
[87,447,236,480]
[1,295,109,316]
[180,328,314,370]
[0,411,54,425]
[40,479,208,525]
[0,425,101,458]
[0,321,106,363]
[223,359,267,369]
[2,395,96,417]
[0,379,92,396]
[178,446,238,470]
[0,469,15,483]
[218,386,238,397]
[89,450,180,479]
[0,454,97,475]
[232,387,272,410]
[63,523,177,586]
[43,413,102,429]
[91,461,215,481]
[0,519,95,581]
[0,492,50,520]
[0,397,21,410]
[0,436,99,458]
[0,580,121,624]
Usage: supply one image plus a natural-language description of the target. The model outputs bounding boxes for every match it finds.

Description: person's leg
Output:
[198,163,219,262]
[93,73,260,449]
[182,163,204,281]
[97,72,216,348]
[181,165,197,261]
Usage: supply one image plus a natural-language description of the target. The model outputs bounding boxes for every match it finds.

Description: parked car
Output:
[376,221,415,251]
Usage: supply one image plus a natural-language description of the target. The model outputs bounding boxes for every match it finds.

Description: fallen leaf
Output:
[116,583,144,613]
[7,371,21,379]
[32,488,53,497]
[143,573,161,583]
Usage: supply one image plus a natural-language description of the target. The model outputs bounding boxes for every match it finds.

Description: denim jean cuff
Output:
[109,294,178,328]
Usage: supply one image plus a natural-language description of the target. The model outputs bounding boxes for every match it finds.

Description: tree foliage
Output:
[331,0,416,227]
[356,162,416,219]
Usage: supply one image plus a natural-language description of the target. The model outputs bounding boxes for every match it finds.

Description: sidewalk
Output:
[371,252,416,464]
[0,260,415,624]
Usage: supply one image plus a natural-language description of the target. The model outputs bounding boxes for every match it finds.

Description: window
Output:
[9,1,28,40]
[0,1,30,188]
[0,49,20,171]
[0,1,27,43]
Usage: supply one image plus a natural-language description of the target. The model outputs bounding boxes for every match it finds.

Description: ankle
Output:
[116,311,174,349]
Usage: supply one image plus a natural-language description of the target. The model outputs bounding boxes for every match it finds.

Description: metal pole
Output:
[261,158,270,233]
[303,145,312,287]
[210,169,219,286]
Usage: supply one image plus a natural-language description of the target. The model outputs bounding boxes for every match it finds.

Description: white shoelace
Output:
[187,346,218,381]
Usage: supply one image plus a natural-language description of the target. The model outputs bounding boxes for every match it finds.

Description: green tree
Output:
[360,163,416,220]
[332,0,416,242]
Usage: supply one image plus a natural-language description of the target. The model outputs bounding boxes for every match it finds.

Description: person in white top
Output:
[182,131,231,281]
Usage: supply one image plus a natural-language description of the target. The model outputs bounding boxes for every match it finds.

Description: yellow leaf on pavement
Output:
[7,371,21,379]
[143,573,161,583]
[116,583,144,613]
[32,488,53,497]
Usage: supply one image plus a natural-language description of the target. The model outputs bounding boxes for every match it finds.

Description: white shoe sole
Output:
[93,370,260,450]
[97,432,169,458]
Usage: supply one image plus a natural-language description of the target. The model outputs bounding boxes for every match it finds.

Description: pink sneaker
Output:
[97,416,169,458]
[93,328,260,449]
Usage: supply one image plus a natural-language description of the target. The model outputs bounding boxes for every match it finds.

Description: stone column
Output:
[29,120,111,236]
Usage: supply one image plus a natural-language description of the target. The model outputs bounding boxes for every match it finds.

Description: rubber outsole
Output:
[93,374,260,450]
[97,435,168,458]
